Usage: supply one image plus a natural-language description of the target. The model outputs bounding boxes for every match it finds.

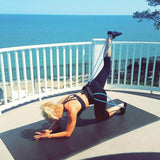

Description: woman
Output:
[34,31,126,140]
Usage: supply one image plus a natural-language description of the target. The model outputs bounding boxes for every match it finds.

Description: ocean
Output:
[0,14,160,49]
[0,14,160,82]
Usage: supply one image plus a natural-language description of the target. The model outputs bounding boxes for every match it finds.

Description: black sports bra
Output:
[62,94,86,115]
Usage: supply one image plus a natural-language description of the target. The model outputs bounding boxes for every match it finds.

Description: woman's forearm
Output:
[34,130,71,140]
[49,131,71,138]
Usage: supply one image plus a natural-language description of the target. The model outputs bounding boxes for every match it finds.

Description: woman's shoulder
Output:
[64,100,81,114]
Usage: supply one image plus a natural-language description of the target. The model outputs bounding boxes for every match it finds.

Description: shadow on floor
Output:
[0,99,159,160]
[84,152,160,160]
[108,89,160,100]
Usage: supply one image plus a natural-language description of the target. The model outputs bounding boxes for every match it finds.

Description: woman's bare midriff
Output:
[75,92,90,108]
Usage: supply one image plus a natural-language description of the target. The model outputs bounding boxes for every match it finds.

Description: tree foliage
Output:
[133,0,160,30]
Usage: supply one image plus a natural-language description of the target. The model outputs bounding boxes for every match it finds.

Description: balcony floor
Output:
[0,89,160,160]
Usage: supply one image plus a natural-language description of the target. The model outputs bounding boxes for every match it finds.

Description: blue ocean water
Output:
[0,14,160,82]
[0,14,160,49]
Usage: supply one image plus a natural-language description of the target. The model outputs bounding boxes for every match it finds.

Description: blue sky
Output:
[0,0,149,15]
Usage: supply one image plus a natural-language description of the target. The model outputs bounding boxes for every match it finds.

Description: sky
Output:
[0,0,151,15]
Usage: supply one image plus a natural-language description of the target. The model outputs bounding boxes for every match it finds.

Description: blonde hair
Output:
[40,101,62,122]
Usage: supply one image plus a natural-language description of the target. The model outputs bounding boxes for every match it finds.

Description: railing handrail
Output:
[0,41,92,53]
[1,40,160,53]
[113,41,160,44]
[93,39,160,44]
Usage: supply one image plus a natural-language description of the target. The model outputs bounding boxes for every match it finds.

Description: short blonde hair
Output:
[41,101,62,122]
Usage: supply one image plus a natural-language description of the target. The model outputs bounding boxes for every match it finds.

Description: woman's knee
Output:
[95,111,110,122]
[94,102,109,122]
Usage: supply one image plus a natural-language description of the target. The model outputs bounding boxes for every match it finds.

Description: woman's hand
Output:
[42,129,52,134]
[34,130,52,140]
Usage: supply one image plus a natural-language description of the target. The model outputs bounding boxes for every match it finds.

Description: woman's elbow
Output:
[65,132,72,138]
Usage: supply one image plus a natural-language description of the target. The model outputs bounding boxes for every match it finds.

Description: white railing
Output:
[0,42,92,113]
[0,39,160,114]
[93,39,160,92]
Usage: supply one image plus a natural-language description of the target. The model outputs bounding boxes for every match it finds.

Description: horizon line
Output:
[0,13,133,16]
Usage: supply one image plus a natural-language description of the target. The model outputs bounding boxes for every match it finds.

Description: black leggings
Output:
[83,57,111,122]
[94,57,111,88]
[93,57,111,121]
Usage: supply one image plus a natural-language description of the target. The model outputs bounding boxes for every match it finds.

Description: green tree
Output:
[133,0,160,30]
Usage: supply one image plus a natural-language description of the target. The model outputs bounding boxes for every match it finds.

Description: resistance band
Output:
[88,41,113,85]
[87,42,105,83]
[94,93,125,108]
[86,38,124,108]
